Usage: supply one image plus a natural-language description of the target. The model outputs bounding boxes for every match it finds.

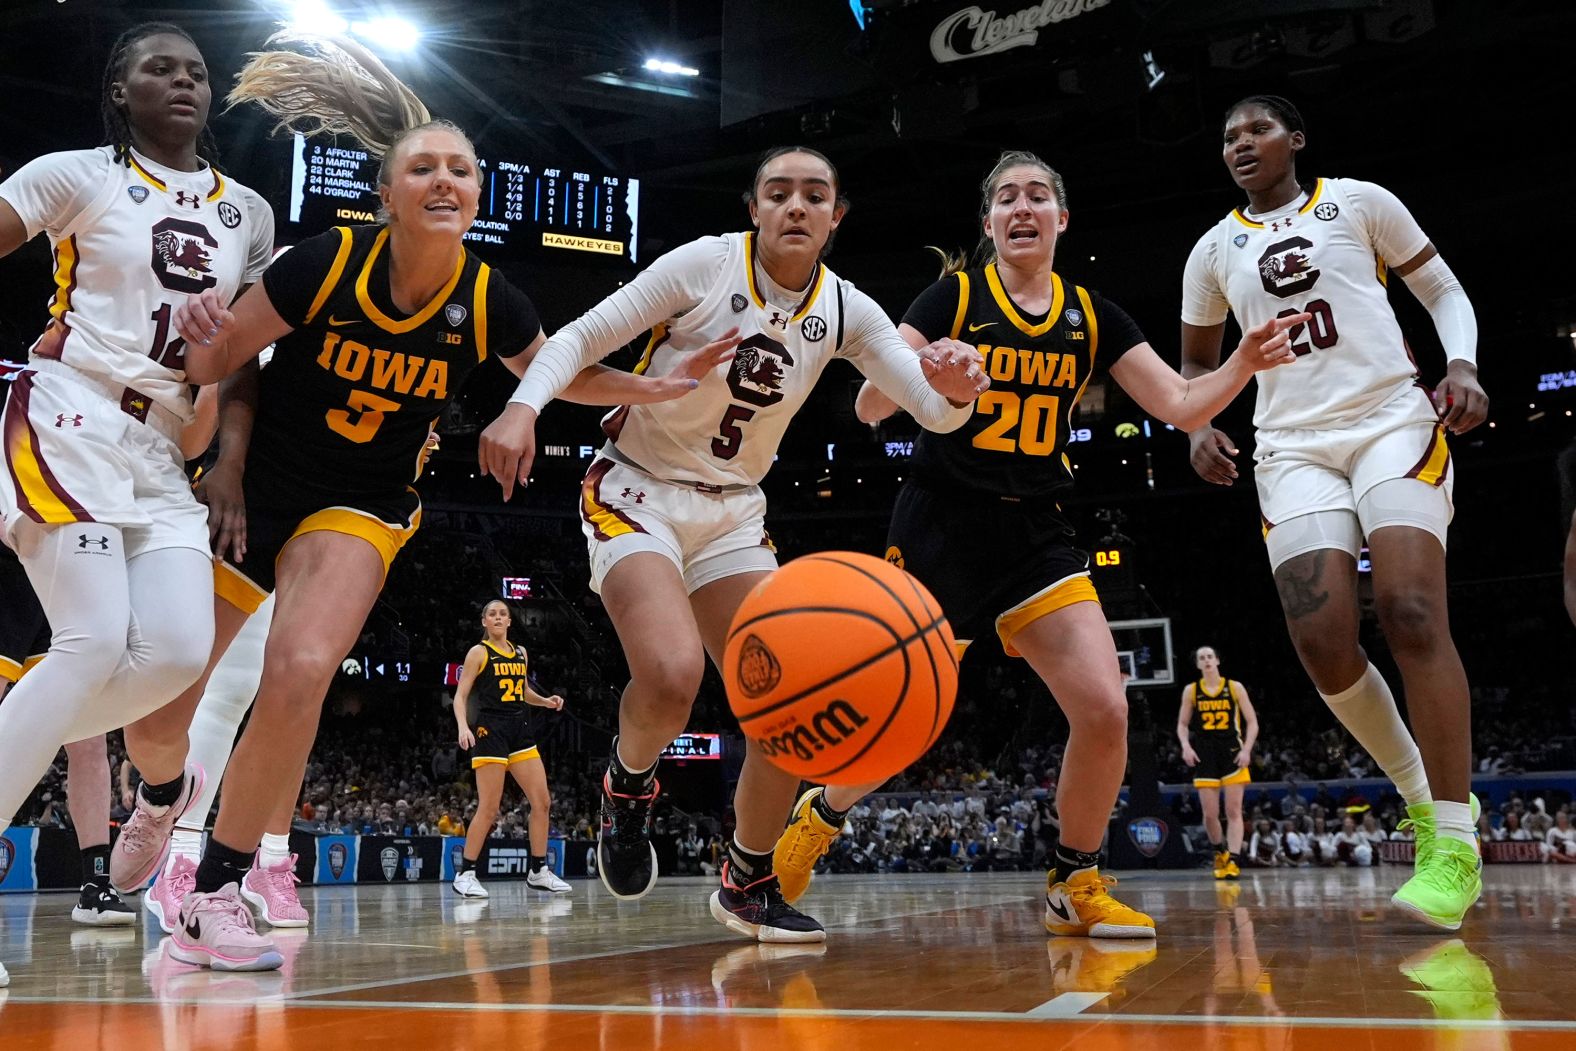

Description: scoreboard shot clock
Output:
[287,135,641,263]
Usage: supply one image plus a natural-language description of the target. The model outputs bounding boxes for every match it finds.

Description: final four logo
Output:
[444,303,468,327]
[328,842,348,879]
[0,835,13,883]
[1126,817,1168,858]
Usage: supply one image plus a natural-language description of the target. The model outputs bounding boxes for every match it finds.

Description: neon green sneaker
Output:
[1396,793,1481,862]
[1398,939,1502,1021]
[1391,837,1482,930]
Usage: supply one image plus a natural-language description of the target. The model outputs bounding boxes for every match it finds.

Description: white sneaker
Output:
[452,870,489,898]
[1,960,9,987]
[526,867,572,893]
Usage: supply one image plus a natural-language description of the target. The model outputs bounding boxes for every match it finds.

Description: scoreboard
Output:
[286,134,641,262]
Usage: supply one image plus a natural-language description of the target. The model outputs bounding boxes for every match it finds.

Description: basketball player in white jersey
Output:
[479,146,988,942]
[0,25,274,983]
[1180,95,1486,929]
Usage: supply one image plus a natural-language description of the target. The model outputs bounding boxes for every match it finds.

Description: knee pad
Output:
[1357,478,1452,550]
[1264,509,1362,572]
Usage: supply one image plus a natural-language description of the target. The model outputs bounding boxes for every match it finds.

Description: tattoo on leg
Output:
[1275,551,1330,621]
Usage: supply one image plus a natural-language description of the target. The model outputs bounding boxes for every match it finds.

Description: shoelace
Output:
[264,861,302,897]
[607,777,659,848]
[783,817,834,868]
[1068,873,1123,904]
[196,892,256,934]
[1421,849,1479,891]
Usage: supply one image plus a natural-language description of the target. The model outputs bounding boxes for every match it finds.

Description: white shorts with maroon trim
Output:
[0,364,206,558]
[578,457,776,595]
[1255,382,1452,544]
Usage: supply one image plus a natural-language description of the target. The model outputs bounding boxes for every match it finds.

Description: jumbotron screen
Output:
[287,134,641,262]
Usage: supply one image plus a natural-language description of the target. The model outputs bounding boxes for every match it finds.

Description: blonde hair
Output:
[936,150,1069,277]
[228,31,474,187]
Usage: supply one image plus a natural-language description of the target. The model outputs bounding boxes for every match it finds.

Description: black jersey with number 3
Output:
[902,264,1146,499]
[473,640,530,715]
[250,225,539,506]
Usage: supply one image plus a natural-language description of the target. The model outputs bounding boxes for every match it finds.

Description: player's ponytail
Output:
[228,31,474,190]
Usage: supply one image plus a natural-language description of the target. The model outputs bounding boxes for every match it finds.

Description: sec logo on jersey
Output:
[800,315,826,342]
[218,200,242,229]
[1314,201,1340,221]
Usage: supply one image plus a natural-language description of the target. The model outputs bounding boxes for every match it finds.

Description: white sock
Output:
[169,827,204,866]
[1319,663,1431,807]
[259,832,292,869]
[1433,800,1477,850]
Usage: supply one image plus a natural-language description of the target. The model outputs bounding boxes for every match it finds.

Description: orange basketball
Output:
[723,552,958,785]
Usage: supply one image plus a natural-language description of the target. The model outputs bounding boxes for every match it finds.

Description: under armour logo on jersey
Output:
[1271,218,1293,232]
[78,535,110,551]
[55,413,83,428]
[620,487,646,504]
[173,190,202,209]
[767,311,787,330]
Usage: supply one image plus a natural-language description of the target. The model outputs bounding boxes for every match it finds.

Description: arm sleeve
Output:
[0,150,107,241]
[900,276,963,342]
[260,228,351,326]
[1344,178,1431,267]
[486,274,543,359]
[1180,231,1231,327]
[838,284,973,433]
[507,235,729,411]
[1091,292,1148,374]
[240,188,276,286]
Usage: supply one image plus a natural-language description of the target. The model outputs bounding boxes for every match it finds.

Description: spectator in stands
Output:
[1310,815,1338,866]
[1525,799,1554,837]
[1248,819,1284,868]
[1280,819,1307,866]
[1334,815,1374,866]
[1542,810,1576,863]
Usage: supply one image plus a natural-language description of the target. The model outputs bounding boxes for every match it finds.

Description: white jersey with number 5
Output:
[0,146,274,422]
[1181,177,1431,432]
[554,231,967,488]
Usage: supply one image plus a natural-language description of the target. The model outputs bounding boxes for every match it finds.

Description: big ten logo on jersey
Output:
[315,332,449,443]
[150,218,218,294]
[712,332,795,461]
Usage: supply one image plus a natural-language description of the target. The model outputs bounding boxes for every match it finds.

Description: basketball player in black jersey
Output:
[113,33,730,970]
[771,150,1305,939]
[1176,645,1258,879]
[451,599,570,898]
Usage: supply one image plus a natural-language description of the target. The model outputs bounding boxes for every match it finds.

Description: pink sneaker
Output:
[166,884,282,971]
[241,854,309,928]
[110,764,205,893]
[146,855,198,935]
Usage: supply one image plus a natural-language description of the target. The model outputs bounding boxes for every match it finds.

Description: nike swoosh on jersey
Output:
[327,316,358,327]
[967,322,996,332]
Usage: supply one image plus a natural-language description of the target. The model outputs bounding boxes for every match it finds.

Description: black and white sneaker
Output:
[596,769,660,899]
[72,877,137,927]
[708,862,826,944]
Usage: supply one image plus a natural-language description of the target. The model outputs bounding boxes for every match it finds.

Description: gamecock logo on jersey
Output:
[150,217,219,295]
[726,333,794,408]
[1257,236,1320,298]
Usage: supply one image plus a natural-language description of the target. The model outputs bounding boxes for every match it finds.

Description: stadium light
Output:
[352,16,421,52]
[288,0,348,35]
[643,57,699,77]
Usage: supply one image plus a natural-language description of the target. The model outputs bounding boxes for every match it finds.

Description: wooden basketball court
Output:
[2,866,1571,1048]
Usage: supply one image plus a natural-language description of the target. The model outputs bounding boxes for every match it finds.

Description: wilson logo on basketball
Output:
[757,699,871,762]
[736,635,782,698]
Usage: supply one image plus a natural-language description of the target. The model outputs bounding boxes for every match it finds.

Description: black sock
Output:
[606,737,656,796]
[460,857,476,875]
[193,837,255,895]
[529,855,546,873]
[1210,842,1225,855]
[139,773,185,808]
[810,790,850,827]
[81,844,111,884]
[727,840,773,884]
[1054,845,1102,885]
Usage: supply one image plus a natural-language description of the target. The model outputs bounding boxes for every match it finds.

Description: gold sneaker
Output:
[772,788,842,904]
[1044,870,1156,939]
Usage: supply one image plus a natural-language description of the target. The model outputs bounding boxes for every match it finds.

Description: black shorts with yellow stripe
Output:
[1192,738,1250,788]
[469,708,540,768]
[884,479,1099,659]
[214,481,422,615]
[0,543,49,683]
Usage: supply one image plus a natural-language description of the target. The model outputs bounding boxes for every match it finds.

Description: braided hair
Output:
[1223,94,1306,136]
[100,22,222,170]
